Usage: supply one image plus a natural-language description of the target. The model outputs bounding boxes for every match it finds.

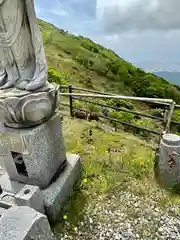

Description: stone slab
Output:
[43,153,81,222]
[0,206,56,240]
[0,113,66,188]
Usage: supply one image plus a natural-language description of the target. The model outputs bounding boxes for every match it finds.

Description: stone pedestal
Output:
[0,86,81,223]
[156,133,180,189]
[0,154,81,222]
[43,153,81,222]
[0,113,66,189]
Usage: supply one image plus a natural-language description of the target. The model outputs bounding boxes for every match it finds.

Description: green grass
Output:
[52,112,180,237]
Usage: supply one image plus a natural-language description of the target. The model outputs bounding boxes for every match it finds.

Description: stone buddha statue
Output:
[0,0,47,91]
[0,0,59,128]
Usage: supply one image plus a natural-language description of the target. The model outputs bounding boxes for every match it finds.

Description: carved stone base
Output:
[0,83,59,128]
[0,113,66,189]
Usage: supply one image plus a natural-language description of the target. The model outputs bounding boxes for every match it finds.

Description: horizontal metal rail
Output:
[60,100,180,127]
[72,96,165,121]
[154,101,180,109]
[59,85,180,108]
[60,85,112,95]
[59,92,173,104]
[58,85,180,134]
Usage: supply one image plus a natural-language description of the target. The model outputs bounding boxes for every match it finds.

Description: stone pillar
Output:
[0,113,66,189]
[156,133,180,189]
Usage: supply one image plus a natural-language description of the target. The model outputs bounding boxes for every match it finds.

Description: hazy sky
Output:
[34,0,180,70]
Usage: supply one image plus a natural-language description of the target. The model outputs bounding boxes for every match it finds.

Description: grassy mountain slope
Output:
[39,19,180,104]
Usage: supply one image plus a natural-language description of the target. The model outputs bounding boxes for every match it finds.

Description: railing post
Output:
[165,101,175,133]
[69,85,73,117]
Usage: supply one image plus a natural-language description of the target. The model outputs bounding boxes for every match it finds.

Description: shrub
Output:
[151,109,163,118]
[172,110,180,122]
[106,99,135,110]
[109,110,134,123]
[86,103,100,113]
[48,67,69,85]
[72,101,85,109]
[134,118,157,138]
[172,110,180,132]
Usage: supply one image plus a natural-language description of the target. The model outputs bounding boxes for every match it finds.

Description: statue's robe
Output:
[0,0,47,85]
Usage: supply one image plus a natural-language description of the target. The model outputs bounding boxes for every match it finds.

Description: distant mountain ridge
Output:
[153,71,180,85]
[135,61,180,72]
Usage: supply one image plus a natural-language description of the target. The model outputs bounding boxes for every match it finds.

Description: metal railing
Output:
[58,85,180,136]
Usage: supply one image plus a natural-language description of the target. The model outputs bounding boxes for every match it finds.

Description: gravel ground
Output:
[55,191,180,240]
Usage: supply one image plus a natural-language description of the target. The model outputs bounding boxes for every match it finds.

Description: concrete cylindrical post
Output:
[156,133,180,189]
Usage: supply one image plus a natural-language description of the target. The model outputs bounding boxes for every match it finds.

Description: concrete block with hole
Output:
[14,185,44,214]
[0,114,66,189]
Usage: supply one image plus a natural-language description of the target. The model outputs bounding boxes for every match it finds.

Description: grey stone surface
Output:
[157,133,180,188]
[0,0,47,91]
[0,206,56,240]
[43,153,81,222]
[15,185,44,214]
[0,165,5,177]
[0,207,7,217]
[0,113,66,188]
[0,173,24,195]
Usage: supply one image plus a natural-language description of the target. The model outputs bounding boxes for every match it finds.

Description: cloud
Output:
[96,0,180,32]
[34,0,180,70]
[50,9,69,17]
